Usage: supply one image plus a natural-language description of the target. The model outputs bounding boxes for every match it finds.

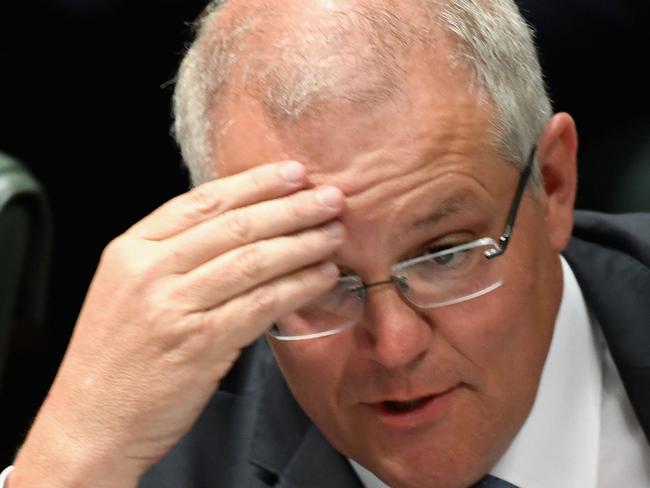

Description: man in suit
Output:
[6,0,650,487]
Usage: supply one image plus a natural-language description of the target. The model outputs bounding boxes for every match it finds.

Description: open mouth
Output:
[381,395,435,413]
[363,385,459,428]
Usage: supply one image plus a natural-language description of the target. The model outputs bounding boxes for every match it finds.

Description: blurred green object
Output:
[0,152,52,387]
[610,120,650,212]
[579,118,650,213]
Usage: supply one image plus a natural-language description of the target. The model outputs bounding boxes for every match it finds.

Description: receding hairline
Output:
[204,0,451,122]
[174,0,551,187]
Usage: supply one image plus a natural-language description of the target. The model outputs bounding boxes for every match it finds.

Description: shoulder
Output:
[571,210,650,267]
[564,210,650,364]
[567,211,650,443]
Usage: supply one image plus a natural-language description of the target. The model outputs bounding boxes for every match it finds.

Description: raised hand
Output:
[11,161,345,488]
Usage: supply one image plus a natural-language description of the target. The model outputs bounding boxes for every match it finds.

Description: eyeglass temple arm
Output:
[486,145,537,259]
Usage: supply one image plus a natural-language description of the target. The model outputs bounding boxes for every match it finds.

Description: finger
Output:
[204,261,341,352]
[163,185,345,273]
[127,161,307,240]
[169,221,345,311]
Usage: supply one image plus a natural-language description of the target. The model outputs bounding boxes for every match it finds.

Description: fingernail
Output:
[317,187,343,209]
[281,162,305,184]
[323,221,344,239]
[320,262,340,279]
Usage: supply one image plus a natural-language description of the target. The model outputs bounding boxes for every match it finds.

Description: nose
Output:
[355,284,434,369]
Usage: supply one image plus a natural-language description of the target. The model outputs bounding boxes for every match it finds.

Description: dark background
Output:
[1,0,649,466]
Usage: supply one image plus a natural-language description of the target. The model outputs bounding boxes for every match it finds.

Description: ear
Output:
[537,113,578,252]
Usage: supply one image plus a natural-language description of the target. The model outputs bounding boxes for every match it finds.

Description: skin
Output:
[10,166,347,488]
[9,2,577,488]
[216,40,578,488]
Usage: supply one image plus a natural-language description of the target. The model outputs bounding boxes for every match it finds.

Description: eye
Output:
[428,248,468,268]
[430,251,457,266]
[425,243,455,253]
[425,242,460,260]
[422,239,478,269]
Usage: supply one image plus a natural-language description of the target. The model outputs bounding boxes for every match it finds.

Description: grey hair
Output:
[173,0,551,187]
[435,0,551,188]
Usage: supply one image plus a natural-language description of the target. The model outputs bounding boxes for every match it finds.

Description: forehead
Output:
[214,56,518,271]
[215,52,504,186]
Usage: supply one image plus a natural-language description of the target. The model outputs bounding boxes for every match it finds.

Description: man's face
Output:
[216,57,564,487]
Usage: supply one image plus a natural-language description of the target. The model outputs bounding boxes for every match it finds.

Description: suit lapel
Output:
[564,235,650,445]
[249,344,361,487]
[273,425,364,488]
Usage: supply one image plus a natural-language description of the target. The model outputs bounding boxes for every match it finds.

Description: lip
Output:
[362,385,459,429]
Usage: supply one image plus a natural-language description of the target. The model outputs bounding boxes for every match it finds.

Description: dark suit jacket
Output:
[140,211,650,488]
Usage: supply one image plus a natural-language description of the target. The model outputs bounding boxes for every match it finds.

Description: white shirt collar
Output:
[350,256,603,487]
[488,256,602,487]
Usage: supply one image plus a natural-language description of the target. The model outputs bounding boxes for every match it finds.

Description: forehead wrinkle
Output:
[305,144,496,227]
[304,148,408,200]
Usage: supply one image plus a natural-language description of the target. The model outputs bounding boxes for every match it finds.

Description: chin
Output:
[344,407,515,488]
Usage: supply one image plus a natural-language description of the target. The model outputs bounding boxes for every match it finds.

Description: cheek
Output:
[426,247,554,403]
[427,286,520,371]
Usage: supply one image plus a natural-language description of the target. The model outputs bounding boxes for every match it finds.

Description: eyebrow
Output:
[412,192,478,229]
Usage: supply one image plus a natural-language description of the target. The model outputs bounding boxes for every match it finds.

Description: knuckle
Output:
[142,282,177,323]
[249,285,279,318]
[176,313,215,352]
[102,236,140,272]
[102,235,128,260]
[296,229,325,255]
[222,210,252,244]
[104,238,165,283]
[124,257,157,284]
[282,193,305,220]
[187,184,224,217]
[293,230,313,253]
[146,280,210,335]
[156,314,216,366]
[161,275,198,307]
[233,245,263,281]
[160,243,186,266]
[248,165,268,192]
